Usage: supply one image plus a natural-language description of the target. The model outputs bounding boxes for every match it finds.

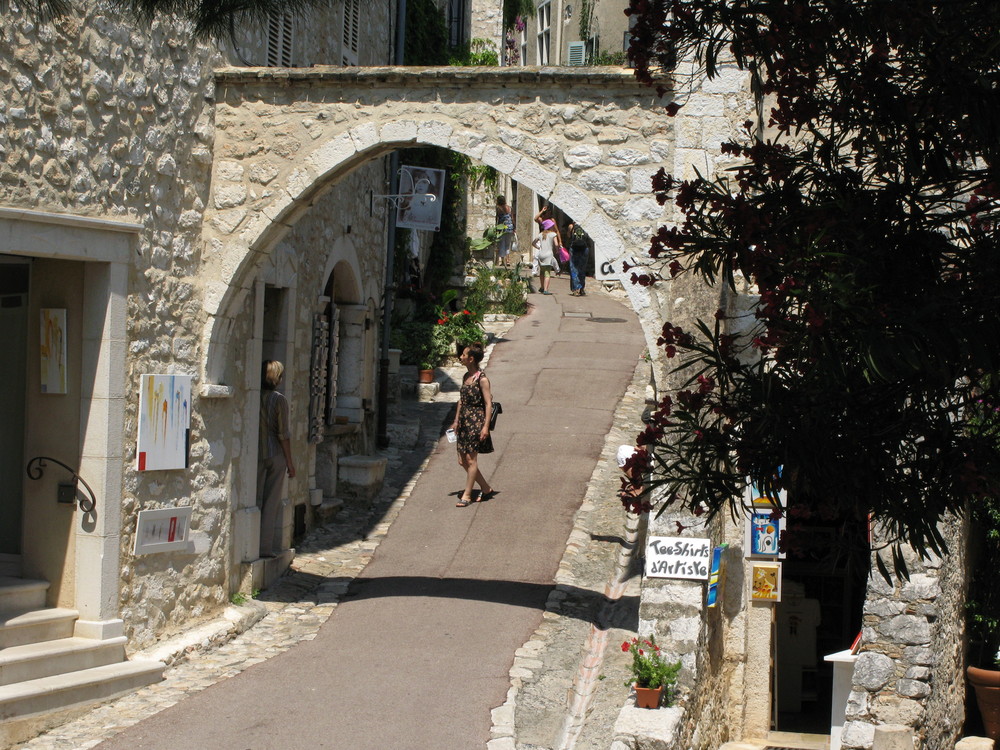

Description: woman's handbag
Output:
[556,245,570,264]
[489,402,502,430]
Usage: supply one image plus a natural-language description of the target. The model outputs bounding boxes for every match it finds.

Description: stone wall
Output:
[841,517,968,749]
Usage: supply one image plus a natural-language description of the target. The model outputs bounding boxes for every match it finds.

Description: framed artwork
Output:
[750,561,782,602]
[40,308,67,394]
[706,544,727,608]
[133,506,193,555]
[137,374,192,471]
[744,478,787,559]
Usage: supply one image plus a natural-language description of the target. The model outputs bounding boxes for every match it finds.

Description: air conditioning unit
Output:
[566,41,586,66]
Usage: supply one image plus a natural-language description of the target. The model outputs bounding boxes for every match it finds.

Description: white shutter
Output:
[341,0,361,66]
[566,41,585,66]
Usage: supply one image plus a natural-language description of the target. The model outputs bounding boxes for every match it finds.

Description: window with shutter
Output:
[266,8,294,67]
[342,0,361,66]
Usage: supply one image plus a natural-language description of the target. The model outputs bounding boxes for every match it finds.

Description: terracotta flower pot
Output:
[418,369,435,384]
[634,684,663,709]
[968,665,1000,741]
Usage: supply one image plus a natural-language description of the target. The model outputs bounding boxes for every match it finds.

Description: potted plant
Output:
[621,635,682,709]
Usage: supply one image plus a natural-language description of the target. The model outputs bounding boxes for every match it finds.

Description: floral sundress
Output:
[456,371,494,455]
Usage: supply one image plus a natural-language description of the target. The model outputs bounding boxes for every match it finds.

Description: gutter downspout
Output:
[376,0,406,448]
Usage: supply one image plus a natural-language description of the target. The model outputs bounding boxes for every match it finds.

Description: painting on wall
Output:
[137,374,192,471]
[744,477,787,559]
[40,308,67,394]
[750,561,782,602]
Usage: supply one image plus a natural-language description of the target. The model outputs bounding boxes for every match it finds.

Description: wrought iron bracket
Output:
[25,456,97,513]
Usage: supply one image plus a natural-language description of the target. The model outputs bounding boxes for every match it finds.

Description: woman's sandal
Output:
[478,489,499,502]
[456,497,474,507]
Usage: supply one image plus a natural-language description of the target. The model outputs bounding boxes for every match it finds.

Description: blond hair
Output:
[261,360,284,390]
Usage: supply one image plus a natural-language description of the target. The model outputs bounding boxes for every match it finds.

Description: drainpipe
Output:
[376,0,407,448]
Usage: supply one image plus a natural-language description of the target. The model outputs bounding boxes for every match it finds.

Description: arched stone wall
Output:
[202,67,677,382]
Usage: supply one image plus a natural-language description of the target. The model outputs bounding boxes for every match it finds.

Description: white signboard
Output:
[645,536,712,580]
[395,165,446,231]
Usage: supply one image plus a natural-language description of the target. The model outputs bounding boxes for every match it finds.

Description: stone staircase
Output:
[0,577,164,745]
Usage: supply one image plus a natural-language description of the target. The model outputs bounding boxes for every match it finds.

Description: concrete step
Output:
[0,608,78,650]
[0,637,127,686]
[0,659,164,722]
[0,579,48,616]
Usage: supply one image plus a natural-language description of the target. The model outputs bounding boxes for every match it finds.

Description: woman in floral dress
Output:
[450,342,498,507]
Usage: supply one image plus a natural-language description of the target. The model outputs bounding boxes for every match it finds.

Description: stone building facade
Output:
[0,0,397,669]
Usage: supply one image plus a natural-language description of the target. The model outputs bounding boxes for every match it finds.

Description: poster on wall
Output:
[750,561,782,602]
[645,536,712,580]
[744,477,787,559]
[395,165,446,231]
[40,308,67,394]
[137,374,192,471]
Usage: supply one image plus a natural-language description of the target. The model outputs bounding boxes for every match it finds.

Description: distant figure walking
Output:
[496,195,515,267]
[450,342,498,507]
[258,360,295,558]
[567,221,589,296]
[532,218,560,295]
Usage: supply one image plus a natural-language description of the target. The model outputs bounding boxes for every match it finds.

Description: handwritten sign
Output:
[645,536,712,580]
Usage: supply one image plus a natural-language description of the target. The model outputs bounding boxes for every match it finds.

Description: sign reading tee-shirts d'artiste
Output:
[395,165,446,231]
[645,536,712,580]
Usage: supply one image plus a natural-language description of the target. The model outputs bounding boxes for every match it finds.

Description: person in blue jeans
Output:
[566,221,589,296]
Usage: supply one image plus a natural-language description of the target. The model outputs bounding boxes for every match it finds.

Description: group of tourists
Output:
[494,196,591,297]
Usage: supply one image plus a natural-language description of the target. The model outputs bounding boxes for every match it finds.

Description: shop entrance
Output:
[772,512,869,734]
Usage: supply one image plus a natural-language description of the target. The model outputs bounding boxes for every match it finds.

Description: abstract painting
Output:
[137,374,191,471]
[40,308,67,394]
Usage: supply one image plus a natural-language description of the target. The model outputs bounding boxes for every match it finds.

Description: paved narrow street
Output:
[17,275,649,750]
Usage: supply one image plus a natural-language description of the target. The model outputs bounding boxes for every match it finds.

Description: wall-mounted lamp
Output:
[564,4,573,21]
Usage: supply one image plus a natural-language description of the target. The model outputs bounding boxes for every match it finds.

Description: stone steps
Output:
[0,578,48,615]
[0,659,164,721]
[0,636,127,686]
[0,579,164,744]
[0,608,78,650]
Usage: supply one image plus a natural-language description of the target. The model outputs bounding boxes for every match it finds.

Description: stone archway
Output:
[200,66,684,384]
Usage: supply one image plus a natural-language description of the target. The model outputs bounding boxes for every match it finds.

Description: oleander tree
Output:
[621,0,1000,570]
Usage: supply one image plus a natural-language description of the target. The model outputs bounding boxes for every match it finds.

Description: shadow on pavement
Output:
[341,575,639,630]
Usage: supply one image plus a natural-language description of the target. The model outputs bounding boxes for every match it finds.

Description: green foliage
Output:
[503,0,535,31]
[433,289,486,353]
[449,38,500,66]
[465,263,529,316]
[391,318,441,370]
[591,50,627,66]
[405,0,450,65]
[621,635,682,698]
[230,591,248,606]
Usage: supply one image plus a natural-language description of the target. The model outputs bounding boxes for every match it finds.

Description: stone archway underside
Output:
[203,66,674,382]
